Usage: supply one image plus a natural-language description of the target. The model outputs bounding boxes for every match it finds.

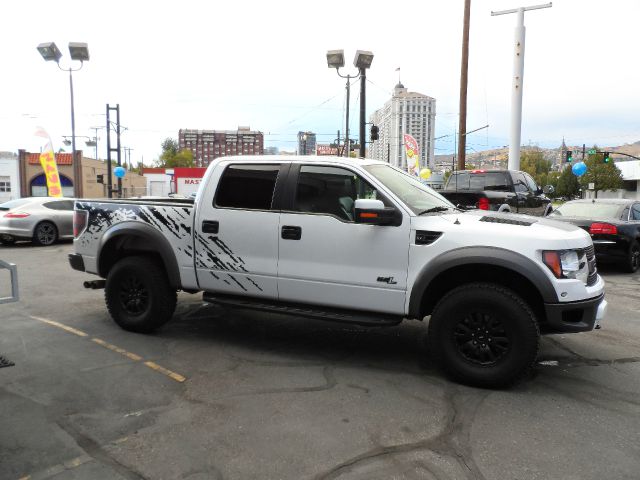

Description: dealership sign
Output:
[317,144,339,156]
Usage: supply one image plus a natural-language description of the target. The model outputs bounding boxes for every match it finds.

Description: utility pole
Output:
[457,0,471,171]
[492,2,552,170]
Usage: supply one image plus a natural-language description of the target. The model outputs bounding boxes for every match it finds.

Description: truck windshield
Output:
[446,172,511,191]
[363,164,455,215]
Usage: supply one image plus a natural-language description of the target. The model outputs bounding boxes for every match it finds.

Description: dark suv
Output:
[440,169,552,216]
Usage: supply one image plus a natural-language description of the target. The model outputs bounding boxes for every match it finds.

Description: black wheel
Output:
[623,242,640,273]
[427,282,539,388]
[33,221,58,246]
[105,256,177,333]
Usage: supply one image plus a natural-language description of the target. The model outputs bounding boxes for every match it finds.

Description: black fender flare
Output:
[408,246,558,318]
[97,221,181,288]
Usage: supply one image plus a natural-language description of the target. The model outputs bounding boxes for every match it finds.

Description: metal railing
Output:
[0,260,19,304]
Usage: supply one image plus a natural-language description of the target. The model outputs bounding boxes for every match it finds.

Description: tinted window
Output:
[294,165,382,221]
[446,172,510,191]
[632,204,640,220]
[512,173,528,193]
[215,164,279,210]
[523,173,538,192]
[44,200,74,211]
[621,207,630,221]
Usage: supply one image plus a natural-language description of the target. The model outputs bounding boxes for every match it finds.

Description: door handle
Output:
[202,220,219,234]
[281,225,302,240]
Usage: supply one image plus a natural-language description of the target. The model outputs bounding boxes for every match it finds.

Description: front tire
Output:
[427,282,539,388]
[33,221,58,246]
[105,256,177,333]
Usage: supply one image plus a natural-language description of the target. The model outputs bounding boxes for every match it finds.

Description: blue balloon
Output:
[114,166,126,178]
[572,162,587,176]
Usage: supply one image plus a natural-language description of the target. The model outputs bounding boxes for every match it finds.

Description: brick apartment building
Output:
[178,127,264,167]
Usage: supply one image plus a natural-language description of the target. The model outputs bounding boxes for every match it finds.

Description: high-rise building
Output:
[178,127,264,167]
[297,131,316,155]
[369,83,436,170]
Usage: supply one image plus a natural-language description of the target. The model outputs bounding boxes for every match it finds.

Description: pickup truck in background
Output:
[440,169,553,216]
[69,156,606,388]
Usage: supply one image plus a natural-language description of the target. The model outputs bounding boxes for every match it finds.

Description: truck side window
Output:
[294,165,380,221]
[523,173,538,192]
[215,164,280,210]
[512,173,528,193]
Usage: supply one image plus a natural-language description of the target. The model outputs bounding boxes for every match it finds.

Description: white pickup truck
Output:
[69,156,607,387]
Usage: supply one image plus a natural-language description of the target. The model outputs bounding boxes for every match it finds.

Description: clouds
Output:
[1,0,638,164]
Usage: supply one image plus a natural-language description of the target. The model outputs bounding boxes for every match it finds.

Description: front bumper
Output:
[542,293,606,333]
[68,253,85,272]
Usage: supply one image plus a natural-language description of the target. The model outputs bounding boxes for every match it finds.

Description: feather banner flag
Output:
[403,133,420,176]
[34,127,63,197]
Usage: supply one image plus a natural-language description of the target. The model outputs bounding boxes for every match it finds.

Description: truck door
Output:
[194,163,285,299]
[277,164,410,315]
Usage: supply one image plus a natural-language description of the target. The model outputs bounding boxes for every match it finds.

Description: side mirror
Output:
[543,185,555,195]
[354,199,396,225]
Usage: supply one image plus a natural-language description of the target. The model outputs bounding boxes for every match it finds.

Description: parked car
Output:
[69,156,607,388]
[441,169,553,216]
[547,199,640,272]
[0,197,76,246]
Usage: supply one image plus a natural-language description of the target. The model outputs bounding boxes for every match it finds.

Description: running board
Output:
[203,293,403,327]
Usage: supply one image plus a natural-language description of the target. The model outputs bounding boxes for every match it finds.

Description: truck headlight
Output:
[542,250,589,284]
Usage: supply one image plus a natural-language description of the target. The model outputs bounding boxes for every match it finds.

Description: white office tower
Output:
[369,83,436,171]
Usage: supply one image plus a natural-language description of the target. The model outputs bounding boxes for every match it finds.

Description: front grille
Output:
[584,245,598,286]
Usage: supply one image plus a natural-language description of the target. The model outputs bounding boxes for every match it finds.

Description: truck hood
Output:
[412,210,592,251]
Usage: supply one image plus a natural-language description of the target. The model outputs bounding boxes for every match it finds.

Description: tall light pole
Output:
[38,42,89,195]
[492,3,551,170]
[327,49,374,158]
[457,0,471,171]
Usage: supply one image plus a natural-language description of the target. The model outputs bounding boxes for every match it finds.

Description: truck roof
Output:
[216,155,385,167]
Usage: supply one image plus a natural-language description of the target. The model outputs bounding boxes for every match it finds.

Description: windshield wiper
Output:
[417,206,453,215]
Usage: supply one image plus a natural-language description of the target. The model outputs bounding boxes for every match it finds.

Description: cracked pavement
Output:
[1,244,639,479]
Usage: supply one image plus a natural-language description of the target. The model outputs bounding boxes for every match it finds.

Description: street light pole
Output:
[492,2,552,170]
[359,67,366,158]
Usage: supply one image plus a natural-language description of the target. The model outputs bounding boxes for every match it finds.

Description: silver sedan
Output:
[0,197,75,246]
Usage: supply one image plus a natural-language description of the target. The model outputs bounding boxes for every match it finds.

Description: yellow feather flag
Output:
[34,127,63,197]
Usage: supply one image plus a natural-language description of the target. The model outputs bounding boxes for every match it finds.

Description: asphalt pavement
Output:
[1,242,639,480]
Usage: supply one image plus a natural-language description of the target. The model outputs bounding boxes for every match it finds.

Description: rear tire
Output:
[33,221,58,246]
[623,241,640,273]
[105,256,177,333]
[427,282,539,388]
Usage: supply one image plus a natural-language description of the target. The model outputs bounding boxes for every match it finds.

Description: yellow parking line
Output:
[144,361,186,383]
[91,338,142,361]
[30,316,88,337]
[28,315,186,383]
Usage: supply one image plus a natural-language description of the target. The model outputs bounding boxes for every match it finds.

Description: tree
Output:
[555,165,581,199]
[580,151,624,198]
[154,138,194,168]
[519,149,552,186]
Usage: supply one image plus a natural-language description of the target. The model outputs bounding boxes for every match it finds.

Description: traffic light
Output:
[603,152,611,163]
[370,125,379,141]
[565,150,573,163]
[96,174,104,184]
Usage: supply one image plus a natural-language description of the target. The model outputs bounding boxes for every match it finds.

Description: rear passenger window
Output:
[215,164,279,210]
[44,200,74,210]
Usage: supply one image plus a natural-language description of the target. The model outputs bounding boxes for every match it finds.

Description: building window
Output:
[0,177,10,192]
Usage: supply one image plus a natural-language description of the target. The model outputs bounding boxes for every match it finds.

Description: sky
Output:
[2,0,639,166]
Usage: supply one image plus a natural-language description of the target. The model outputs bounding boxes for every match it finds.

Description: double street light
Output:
[326,49,374,158]
[37,41,89,193]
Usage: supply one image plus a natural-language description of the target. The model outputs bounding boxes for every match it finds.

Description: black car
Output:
[440,169,553,216]
[547,199,640,272]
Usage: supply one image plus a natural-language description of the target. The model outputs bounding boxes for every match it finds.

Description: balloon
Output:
[571,162,587,177]
[114,166,126,178]
[419,168,432,180]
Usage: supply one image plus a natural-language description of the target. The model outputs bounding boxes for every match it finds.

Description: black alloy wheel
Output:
[118,275,150,316]
[105,256,177,333]
[427,282,539,388]
[33,222,58,246]
[452,312,510,366]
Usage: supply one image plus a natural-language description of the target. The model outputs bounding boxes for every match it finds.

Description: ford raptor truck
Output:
[69,156,607,387]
